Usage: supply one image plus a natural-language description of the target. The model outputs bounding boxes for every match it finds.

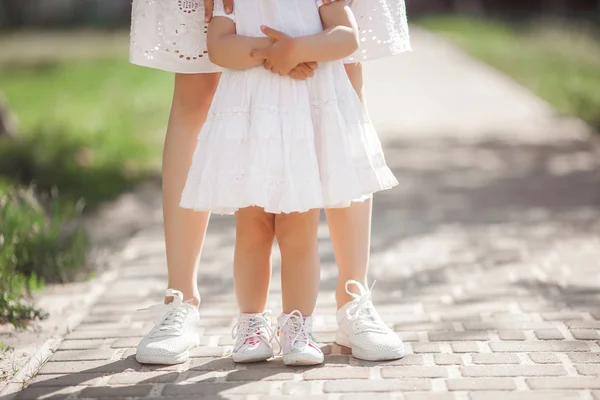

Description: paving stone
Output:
[323,379,430,393]
[428,331,490,341]
[567,352,600,363]
[489,341,589,352]
[58,340,107,350]
[381,366,448,378]
[451,342,481,353]
[528,353,561,364]
[110,337,143,348]
[461,365,567,377]
[189,357,237,371]
[405,394,460,400]
[469,391,582,400]
[50,349,116,361]
[534,329,564,340]
[434,354,463,365]
[575,364,600,376]
[593,391,600,400]
[541,311,587,321]
[304,367,370,380]
[29,373,105,387]
[471,353,520,364]
[163,382,273,396]
[14,386,80,400]
[351,354,424,367]
[226,370,294,381]
[38,358,141,374]
[108,371,180,384]
[411,343,443,353]
[66,329,147,340]
[78,385,153,398]
[446,377,516,390]
[571,329,600,340]
[527,377,600,389]
[283,382,315,396]
[498,330,527,340]
[342,395,398,400]
[567,321,600,329]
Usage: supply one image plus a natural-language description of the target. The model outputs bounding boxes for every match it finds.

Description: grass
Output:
[0,56,172,206]
[419,16,600,130]
[0,33,172,326]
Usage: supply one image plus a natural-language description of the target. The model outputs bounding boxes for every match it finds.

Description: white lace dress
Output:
[179,0,397,215]
[130,0,411,73]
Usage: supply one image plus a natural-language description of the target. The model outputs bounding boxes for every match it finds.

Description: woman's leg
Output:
[233,207,276,313]
[325,63,372,309]
[163,73,220,305]
[275,210,321,315]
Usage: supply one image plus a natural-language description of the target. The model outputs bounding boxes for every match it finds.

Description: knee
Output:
[236,208,275,251]
[275,211,319,251]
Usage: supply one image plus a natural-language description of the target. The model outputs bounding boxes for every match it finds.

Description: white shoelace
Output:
[276,310,312,352]
[344,280,387,332]
[232,312,274,350]
[137,289,194,338]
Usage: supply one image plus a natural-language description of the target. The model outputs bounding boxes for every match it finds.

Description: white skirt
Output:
[179,62,398,215]
[129,0,411,74]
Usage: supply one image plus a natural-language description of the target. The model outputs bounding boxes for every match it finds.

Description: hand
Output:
[288,62,318,81]
[204,0,234,23]
[251,26,300,76]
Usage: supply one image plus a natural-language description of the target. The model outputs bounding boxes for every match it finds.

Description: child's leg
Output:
[234,207,276,313]
[163,73,221,305]
[325,62,372,309]
[275,210,321,315]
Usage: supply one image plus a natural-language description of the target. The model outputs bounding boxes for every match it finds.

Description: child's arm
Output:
[251,1,359,75]
[296,1,359,62]
[207,16,273,70]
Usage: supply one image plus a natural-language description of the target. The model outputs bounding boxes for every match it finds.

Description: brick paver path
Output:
[7,29,600,400]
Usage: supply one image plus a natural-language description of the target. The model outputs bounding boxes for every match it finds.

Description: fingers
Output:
[297,63,315,78]
[264,60,274,72]
[260,25,289,41]
[305,62,318,70]
[223,0,234,14]
[289,69,308,81]
[204,0,213,22]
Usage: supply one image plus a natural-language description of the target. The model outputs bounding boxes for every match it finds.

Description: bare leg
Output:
[325,62,373,309]
[163,73,220,305]
[276,210,321,315]
[233,207,276,313]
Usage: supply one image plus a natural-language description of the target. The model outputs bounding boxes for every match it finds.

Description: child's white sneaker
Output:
[277,311,324,366]
[336,280,405,361]
[136,289,201,365]
[232,312,274,363]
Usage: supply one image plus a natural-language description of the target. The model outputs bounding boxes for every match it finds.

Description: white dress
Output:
[179,0,397,215]
[130,0,411,73]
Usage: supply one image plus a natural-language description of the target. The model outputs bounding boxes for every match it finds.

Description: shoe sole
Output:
[135,351,190,365]
[283,352,324,366]
[135,334,200,365]
[232,350,274,364]
[335,330,405,361]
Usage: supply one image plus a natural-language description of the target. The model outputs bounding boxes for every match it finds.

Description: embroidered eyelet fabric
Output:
[129,0,411,73]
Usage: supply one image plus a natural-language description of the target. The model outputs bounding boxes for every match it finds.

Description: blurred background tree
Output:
[0,0,598,29]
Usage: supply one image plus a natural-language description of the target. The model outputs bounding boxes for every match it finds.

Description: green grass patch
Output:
[419,16,600,130]
[0,35,173,326]
[0,57,172,207]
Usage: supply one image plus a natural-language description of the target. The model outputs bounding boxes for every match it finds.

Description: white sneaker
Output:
[276,311,324,366]
[231,312,274,363]
[136,289,201,365]
[336,280,405,361]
